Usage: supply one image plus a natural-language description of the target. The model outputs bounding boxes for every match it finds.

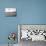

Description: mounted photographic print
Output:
[5,8,16,16]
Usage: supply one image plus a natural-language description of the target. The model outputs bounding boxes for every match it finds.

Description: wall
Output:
[0,0,46,44]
